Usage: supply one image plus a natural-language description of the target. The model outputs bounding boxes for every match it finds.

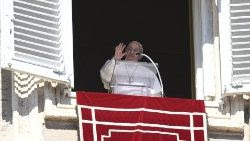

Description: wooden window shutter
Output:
[1,0,74,87]
[231,0,250,84]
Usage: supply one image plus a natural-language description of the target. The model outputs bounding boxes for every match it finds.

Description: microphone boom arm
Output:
[140,53,164,97]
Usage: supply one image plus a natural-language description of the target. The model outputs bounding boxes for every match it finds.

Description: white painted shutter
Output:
[220,0,250,94]
[1,0,74,87]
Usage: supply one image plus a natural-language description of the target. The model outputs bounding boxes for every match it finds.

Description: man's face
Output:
[125,42,142,61]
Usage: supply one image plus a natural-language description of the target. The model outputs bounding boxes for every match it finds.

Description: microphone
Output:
[138,53,164,97]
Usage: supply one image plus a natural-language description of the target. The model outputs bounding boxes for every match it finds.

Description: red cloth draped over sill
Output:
[77,91,207,141]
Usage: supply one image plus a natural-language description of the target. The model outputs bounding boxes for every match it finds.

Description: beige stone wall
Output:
[43,120,78,141]
[205,95,250,141]
[0,71,79,141]
[0,69,249,141]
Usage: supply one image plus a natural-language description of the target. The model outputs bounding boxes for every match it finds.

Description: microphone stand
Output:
[108,59,117,94]
[139,53,164,97]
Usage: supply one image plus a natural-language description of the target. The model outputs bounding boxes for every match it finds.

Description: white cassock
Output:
[100,58,162,97]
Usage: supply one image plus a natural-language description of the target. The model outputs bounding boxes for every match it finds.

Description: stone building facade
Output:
[1,0,250,141]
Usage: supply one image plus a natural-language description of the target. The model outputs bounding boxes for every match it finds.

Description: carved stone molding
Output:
[14,72,59,98]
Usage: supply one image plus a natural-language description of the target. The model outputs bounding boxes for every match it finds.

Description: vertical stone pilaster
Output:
[243,99,250,141]
[0,69,14,141]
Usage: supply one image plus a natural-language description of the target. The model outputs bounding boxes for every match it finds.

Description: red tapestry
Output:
[77,91,207,141]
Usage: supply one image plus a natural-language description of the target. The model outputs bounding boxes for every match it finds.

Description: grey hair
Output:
[128,41,143,53]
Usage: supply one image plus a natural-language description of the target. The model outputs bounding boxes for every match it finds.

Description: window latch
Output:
[231,79,243,89]
[53,65,65,75]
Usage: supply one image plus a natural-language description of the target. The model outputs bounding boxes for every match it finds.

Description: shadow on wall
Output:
[1,70,12,123]
[208,131,243,140]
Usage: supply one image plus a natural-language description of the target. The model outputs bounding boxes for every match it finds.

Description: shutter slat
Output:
[233,49,250,55]
[231,16,250,19]
[233,67,250,71]
[231,3,250,6]
[232,75,250,81]
[232,31,250,36]
[14,6,60,22]
[232,22,250,25]
[14,0,59,15]
[15,13,59,26]
[14,19,60,35]
[232,48,250,51]
[232,55,250,62]
[14,52,62,69]
[15,26,60,41]
[231,5,250,11]
[233,69,250,75]
[231,0,250,4]
[44,0,59,3]
[15,45,62,61]
[233,35,250,38]
[232,43,250,49]
[232,41,250,45]
[15,39,60,54]
[232,36,250,42]
[232,24,250,30]
[233,62,250,68]
[231,12,250,17]
[15,32,60,47]
[232,28,250,32]
[231,18,250,23]
[14,14,59,29]
[17,0,60,10]
[231,9,250,13]
[15,38,60,50]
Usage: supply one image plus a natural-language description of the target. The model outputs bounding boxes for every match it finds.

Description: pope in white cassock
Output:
[100,41,162,97]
